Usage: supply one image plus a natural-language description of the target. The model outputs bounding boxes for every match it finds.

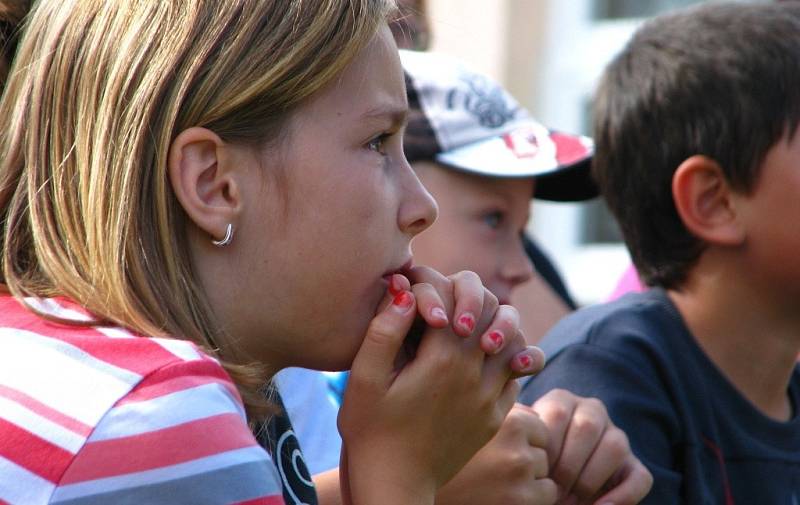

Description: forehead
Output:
[302,24,407,124]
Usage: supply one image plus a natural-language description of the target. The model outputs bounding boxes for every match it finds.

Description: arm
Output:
[314,468,343,505]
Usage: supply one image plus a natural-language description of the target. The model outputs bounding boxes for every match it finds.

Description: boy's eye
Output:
[367,133,390,154]
[483,211,504,229]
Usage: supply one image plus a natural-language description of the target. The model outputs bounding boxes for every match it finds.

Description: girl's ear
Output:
[168,127,242,244]
[672,155,745,246]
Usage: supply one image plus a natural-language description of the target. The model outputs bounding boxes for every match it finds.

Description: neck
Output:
[668,255,800,421]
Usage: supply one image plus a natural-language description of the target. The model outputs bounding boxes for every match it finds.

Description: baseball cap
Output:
[400,50,597,202]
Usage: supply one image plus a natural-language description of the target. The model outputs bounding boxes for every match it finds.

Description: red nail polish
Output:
[458,314,475,332]
[388,275,402,296]
[392,291,413,309]
[518,354,533,369]
[488,330,504,348]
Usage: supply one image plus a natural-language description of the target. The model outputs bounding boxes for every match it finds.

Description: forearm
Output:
[314,468,343,505]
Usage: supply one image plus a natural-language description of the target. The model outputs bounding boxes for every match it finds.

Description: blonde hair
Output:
[0,0,396,420]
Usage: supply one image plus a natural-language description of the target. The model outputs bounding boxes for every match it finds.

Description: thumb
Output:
[349,290,417,392]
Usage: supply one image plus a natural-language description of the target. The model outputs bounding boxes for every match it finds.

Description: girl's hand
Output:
[406,266,543,373]
[339,267,544,505]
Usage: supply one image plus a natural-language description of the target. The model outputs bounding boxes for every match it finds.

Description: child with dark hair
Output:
[520,2,800,502]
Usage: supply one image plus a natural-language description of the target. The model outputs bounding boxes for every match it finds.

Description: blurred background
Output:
[415,0,768,305]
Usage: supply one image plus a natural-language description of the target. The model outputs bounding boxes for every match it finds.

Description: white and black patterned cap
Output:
[401,50,597,201]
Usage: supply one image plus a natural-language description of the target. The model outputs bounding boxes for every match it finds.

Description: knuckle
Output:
[573,412,606,439]
[538,400,572,428]
[583,396,609,417]
[483,288,499,308]
[429,346,456,372]
[366,318,399,345]
[500,302,519,322]
[605,427,632,459]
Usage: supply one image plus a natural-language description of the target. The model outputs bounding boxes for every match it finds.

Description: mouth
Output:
[382,257,414,282]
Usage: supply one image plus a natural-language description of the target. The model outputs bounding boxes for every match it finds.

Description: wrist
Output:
[345,441,437,505]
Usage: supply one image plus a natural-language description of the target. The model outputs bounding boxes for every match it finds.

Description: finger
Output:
[481,328,526,396]
[411,282,449,328]
[593,456,653,505]
[508,345,546,379]
[449,270,485,337]
[349,290,417,392]
[387,273,411,296]
[406,265,454,309]
[530,388,579,466]
[569,426,630,499]
[495,374,521,420]
[478,304,519,355]
[509,403,550,450]
[549,398,609,496]
[376,274,411,313]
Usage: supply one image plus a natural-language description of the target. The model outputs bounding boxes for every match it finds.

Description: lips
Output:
[382,257,414,280]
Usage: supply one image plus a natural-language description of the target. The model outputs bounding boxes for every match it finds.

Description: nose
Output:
[398,165,438,237]
[501,237,535,288]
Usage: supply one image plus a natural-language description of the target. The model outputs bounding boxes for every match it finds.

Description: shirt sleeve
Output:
[519,338,684,504]
[50,358,286,505]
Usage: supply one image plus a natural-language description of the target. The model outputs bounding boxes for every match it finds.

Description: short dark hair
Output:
[593,2,800,288]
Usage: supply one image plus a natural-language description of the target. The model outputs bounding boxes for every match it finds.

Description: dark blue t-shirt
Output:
[519,288,800,504]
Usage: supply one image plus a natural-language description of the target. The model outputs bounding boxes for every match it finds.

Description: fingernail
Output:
[457,313,475,333]
[430,307,448,323]
[486,330,504,353]
[516,353,534,371]
[388,274,403,296]
[392,291,413,312]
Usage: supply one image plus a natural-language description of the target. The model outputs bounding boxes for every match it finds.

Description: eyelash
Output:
[367,133,391,155]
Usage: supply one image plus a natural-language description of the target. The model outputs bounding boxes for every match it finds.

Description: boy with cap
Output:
[400,49,592,342]
[279,50,652,505]
[520,3,800,502]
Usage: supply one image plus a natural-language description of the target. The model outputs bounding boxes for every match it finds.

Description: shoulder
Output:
[519,289,690,407]
[0,296,285,504]
[52,359,284,504]
[536,288,683,362]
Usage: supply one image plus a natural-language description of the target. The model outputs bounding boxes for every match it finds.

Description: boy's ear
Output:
[672,155,745,246]
[168,127,241,244]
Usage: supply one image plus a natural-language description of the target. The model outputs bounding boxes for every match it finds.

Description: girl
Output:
[0,1,540,504]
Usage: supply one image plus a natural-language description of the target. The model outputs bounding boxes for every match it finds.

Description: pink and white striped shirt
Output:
[0,295,285,504]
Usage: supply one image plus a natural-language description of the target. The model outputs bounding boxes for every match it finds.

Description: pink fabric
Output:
[608,264,645,301]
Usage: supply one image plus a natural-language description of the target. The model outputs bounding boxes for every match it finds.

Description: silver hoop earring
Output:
[212,223,234,247]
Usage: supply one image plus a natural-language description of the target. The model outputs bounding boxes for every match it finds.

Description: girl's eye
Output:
[483,211,504,230]
[367,133,390,155]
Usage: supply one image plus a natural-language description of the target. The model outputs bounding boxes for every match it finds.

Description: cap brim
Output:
[533,157,597,202]
[434,128,598,202]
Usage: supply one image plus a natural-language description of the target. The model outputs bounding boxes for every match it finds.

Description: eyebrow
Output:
[360,105,409,128]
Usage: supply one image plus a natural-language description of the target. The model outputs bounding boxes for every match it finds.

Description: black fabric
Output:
[256,392,319,505]
[523,234,577,310]
[532,157,598,202]
[519,289,800,503]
